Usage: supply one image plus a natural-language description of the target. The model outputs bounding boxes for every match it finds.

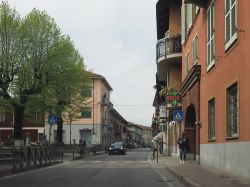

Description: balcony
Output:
[157,34,182,62]
[184,0,206,8]
[156,34,182,81]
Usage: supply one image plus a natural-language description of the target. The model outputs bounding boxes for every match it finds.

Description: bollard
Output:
[13,147,16,172]
[61,150,64,163]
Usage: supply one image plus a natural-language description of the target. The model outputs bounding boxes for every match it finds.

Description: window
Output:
[187,4,193,31]
[80,88,92,97]
[208,98,215,140]
[185,52,189,75]
[227,82,238,137]
[192,35,198,65]
[181,4,186,44]
[0,111,5,122]
[225,0,237,50]
[207,1,215,71]
[80,107,92,118]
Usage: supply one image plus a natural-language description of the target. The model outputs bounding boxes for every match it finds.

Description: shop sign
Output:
[166,89,182,107]
[159,106,166,118]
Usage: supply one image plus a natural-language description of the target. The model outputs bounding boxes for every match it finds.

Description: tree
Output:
[0,2,91,143]
[25,36,91,144]
[0,2,90,142]
[62,86,92,145]
[42,36,91,144]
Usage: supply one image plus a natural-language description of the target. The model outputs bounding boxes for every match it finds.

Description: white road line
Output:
[153,167,175,187]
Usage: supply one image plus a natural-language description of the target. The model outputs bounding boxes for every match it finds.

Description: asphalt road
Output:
[0,148,186,187]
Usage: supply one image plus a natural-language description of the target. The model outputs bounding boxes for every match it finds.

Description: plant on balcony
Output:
[159,86,168,98]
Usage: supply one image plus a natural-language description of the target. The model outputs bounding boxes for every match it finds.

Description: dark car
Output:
[108,142,126,155]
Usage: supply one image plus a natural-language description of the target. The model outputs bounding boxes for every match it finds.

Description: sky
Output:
[8,0,158,126]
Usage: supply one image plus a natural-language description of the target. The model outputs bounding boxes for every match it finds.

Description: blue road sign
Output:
[48,114,58,124]
[173,110,184,121]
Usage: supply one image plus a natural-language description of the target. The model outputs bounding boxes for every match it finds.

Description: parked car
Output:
[108,142,126,155]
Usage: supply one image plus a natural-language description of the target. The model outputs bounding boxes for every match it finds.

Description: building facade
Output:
[137,125,153,147]
[0,105,45,144]
[110,108,128,145]
[45,72,113,148]
[154,0,183,157]
[180,0,250,180]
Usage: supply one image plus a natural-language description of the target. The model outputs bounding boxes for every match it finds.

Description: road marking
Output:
[153,167,175,187]
[0,162,67,180]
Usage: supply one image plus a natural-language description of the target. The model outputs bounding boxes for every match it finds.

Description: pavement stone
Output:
[151,154,250,187]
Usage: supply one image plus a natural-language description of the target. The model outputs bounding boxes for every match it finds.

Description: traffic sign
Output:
[48,114,58,124]
[173,110,184,121]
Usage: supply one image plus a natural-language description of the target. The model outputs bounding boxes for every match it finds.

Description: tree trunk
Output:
[13,105,25,140]
[57,116,63,144]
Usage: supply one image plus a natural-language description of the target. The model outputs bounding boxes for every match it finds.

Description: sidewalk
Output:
[150,155,250,187]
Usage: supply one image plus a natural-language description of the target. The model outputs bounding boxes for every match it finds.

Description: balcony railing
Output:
[156,34,182,62]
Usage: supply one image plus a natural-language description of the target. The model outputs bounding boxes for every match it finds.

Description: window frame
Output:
[0,111,5,122]
[80,107,92,118]
[185,51,189,75]
[225,0,238,51]
[181,3,186,44]
[187,4,193,31]
[226,82,239,138]
[192,34,198,65]
[208,98,216,141]
[207,1,215,71]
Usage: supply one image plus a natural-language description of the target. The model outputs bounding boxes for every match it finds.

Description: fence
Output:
[0,145,63,174]
[12,145,63,171]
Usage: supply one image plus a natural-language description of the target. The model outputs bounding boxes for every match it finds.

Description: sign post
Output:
[48,115,58,145]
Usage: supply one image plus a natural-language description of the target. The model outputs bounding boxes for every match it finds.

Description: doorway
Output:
[185,104,196,160]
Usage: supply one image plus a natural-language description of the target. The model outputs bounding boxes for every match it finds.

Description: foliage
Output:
[0,2,91,139]
[159,86,168,97]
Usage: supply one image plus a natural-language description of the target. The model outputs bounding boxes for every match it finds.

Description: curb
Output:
[165,166,201,187]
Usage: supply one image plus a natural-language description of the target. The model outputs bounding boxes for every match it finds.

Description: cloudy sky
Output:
[8,0,158,126]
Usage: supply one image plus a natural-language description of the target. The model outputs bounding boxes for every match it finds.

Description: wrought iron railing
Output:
[156,34,182,61]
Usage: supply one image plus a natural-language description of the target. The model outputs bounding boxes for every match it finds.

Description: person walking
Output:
[79,140,85,159]
[177,131,189,164]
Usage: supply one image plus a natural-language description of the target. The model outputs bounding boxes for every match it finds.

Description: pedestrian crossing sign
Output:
[173,110,184,121]
[48,114,58,125]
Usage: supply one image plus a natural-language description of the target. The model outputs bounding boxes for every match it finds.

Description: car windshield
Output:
[111,142,123,148]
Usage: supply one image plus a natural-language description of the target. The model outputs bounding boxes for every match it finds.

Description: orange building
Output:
[181,0,250,179]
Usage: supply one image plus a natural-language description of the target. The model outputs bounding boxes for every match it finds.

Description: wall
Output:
[45,124,101,145]
[169,3,181,35]
[168,63,182,87]
[201,142,250,179]
[198,0,250,143]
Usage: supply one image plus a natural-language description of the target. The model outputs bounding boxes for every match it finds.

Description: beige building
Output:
[137,125,153,147]
[45,72,113,148]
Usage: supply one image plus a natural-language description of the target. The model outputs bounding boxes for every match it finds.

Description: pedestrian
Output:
[152,139,158,160]
[79,140,85,159]
[177,131,189,164]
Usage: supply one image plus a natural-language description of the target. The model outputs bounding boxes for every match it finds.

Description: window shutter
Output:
[187,4,193,30]
[181,3,186,44]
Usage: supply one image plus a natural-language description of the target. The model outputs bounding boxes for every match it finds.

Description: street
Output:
[0,148,186,187]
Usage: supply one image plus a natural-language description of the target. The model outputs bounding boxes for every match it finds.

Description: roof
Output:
[129,123,152,131]
[90,72,113,91]
[110,108,128,124]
